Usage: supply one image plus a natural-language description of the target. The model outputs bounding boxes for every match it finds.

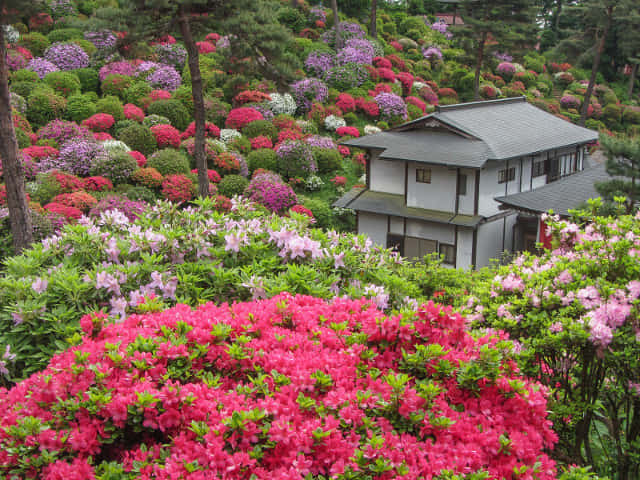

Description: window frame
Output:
[457,174,467,196]
[416,168,432,184]
[498,167,516,184]
[439,243,456,265]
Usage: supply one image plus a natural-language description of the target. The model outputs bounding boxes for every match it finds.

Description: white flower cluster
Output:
[101,139,131,154]
[412,81,427,92]
[364,125,382,135]
[305,174,325,191]
[324,115,346,131]
[209,139,227,152]
[220,128,241,143]
[3,25,19,44]
[296,119,316,134]
[514,62,526,73]
[268,93,297,116]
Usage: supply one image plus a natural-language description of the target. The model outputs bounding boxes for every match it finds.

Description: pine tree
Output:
[451,0,537,100]
[596,134,640,214]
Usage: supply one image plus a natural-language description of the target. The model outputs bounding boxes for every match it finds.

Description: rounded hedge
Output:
[65,93,97,122]
[241,119,278,140]
[43,71,81,97]
[312,147,342,173]
[247,148,279,173]
[26,90,67,127]
[117,123,157,155]
[146,99,190,131]
[90,150,138,184]
[95,95,125,122]
[147,148,191,175]
[74,67,100,93]
[217,174,249,197]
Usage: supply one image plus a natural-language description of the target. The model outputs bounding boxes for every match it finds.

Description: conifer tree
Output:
[596,134,640,214]
[452,0,537,100]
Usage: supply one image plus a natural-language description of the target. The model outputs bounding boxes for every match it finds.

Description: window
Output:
[498,167,516,184]
[532,159,546,178]
[457,174,467,195]
[405,237,437,260]
[439,243,456,265]
[416,168,432,184]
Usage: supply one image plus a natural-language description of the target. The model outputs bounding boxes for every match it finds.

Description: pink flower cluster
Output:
[0,294,558,479]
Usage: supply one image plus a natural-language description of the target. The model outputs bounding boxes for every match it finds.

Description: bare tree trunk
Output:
[178,7,209,199]
[629,62,638,99]
[331,0,341,50]
[474,33,487,100]
[553,0,563,34]
[0,24,32,253]
[580,7,613,126]
[369,0,378,39]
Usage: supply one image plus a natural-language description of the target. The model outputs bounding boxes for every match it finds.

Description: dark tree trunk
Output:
[331,0,341,50]
[178,7,209,199]
[580,6,613,126]
[0,24,32,253]
[474,33,487,100]
[629,62,638,99]
[553,0,563,34]
[369,0,378,39]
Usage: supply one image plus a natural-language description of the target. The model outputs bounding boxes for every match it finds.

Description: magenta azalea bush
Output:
[245,172,297,213]
[0,294,558,480]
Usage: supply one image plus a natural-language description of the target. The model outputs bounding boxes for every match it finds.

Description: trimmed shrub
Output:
[117,123,157,156]
[161,174,194,202]
[247,148,279,173]
[90,150,138,184]
[101,74,134,99]
[65,93,96,122]
[95,95,124,122]
[241,119,278,140]
[147,148,190,175]
[146,99,190,130]
[26,90,66,127]
[244,172,297,213]
[312,147,342,173]
[74,67,100,93]
[217,174,249,197]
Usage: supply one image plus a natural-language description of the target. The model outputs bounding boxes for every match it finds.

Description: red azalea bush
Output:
[132,167,164,189]
[181,121,221,140]
[21,145,59,160]
[161,174,194,202]
[123,103,145,122]
[225,107,263,130]
[373,57,392,69]
[128,150,147,167]
[43,202,83,220]
[191,168,222,183]
[51,171,85,193]
[396,71,414,95]
[377,67,396,82]
[335,93,356,113]
[142,90,172,109]
[336,126,360,137]
[250,135,273,150]
[386,54,407,72]
[330,175,347,187]
[214,152,241,175]
[406,96,427,113]
[290,204,314,219]
[93,132,114,141]
[50,191,98,212]
[196,41,216,54]
[389,40,403,51]
[150,124,181,148]
[83,176,114,192]
[438,87,458,99]
[0,295,558,479]
[338,145,350,157]
[355,98,380,118]
[277,128,303,143]
[233,90,272,106]
[83,113,116,132]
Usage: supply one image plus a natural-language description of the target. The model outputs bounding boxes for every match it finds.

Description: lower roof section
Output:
[334,188,483,228]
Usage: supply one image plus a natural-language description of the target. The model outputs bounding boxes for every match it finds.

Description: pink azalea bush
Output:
[0,294,557,479]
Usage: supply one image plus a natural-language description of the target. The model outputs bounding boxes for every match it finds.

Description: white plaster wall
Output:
[478,162,505,217]
[456,228,474,270]
[389,216,404,234]
[358,212,388,248]
[531,153,547,190]
[504,214,518,252]
[505,161,521,196]
[476,218,506,268]
[406,219,455,244]
[370,155,404,195]
[457,168,475,215]
[406,163,456,211]
[520,157,532,192]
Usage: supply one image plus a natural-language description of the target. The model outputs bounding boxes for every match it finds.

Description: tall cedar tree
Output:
[596,135,640,214]
[0,0,38,253]
[330,0,341,50]
[617,7,640,98]
[452,0,537,100]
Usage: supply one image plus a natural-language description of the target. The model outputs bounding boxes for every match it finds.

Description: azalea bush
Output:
[460,205,640,479]
[0,294,558,479]
[0,198,423,380]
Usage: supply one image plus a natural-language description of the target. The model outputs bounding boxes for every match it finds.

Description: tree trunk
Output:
[0,24,32,254]
[473,33,487,100]
[369,0,378,39]
[628,62,638,99]
[331,0,341,50]
[553,0,563,34]
[579,7,613,126]
[178,7,209,199]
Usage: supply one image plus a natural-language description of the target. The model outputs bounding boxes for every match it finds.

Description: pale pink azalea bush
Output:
[0,294,558,479]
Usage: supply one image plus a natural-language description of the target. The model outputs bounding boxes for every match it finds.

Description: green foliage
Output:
[124,81,153,106]
[95,95,125,122]
[14,128,31,149]
[10,69,39,83]
[90,151,138,184]
[247,148,278,173]
[596,134,640,213]
[46,28,83,43]
[241,120,278,140]
[101,74,134,99]
[277,6,306,33]
[65,94,97,122]
[43,71,81,97]
[146,99,190,131]
[312,147,342,174]
[217,174,249,197]
[26,90,67,128]
[74,68,100,93]
[117,124,157,155]
[147,149,190,175]
[19,32,50,57]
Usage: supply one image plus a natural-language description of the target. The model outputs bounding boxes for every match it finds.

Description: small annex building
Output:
[335,97,599,269]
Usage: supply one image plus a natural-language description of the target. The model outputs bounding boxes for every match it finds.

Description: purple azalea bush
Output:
[154,43,187,69]
[304,50,335,76]
[244,172,298,213]
[336,47,372,66]
[84,31,117,50]
[44,42,89,70]
[290,78,328,112]
[40,139,108,176]
[89,195,147,221]
[99,61,136,81]
[422,46,443,60]
[275,140,317,178]
[36,120,92,145]
[305,135,337,150]
[147,65,182,91]
[26,58,59,79]
[374,92,407,121]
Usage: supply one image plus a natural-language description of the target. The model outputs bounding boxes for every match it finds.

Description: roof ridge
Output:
[436,96,526,113]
